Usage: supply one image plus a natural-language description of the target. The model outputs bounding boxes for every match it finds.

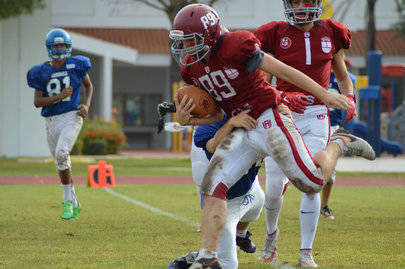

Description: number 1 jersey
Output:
[255,19,351,106]
[27,56,91,117]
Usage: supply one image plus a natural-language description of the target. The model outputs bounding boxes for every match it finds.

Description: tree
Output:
[392,0,405,37]
[366,0,377,52]
[0,0,46,20]
[131,0,221,94]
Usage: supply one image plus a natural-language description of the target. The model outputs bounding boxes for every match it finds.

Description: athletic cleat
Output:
[168,251,198,269]
[70,202,82,220]
[320,205,334,220]
[330,129,376,160]
[299,249,318,267]
[262,228,279,263]
[61,201,73,220]
[190,257,221,269]
[236,230,256,253]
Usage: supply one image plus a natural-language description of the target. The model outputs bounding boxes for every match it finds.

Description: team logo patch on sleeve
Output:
[280,37,292,49]
[224,67,239,80]
[321,37,332,53]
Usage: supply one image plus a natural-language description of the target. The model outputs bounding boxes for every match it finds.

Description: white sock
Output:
[236,229,247,238]
[330,137,346,153]
[300,193,320,249]
[198,248,217,259]
[265,196,283,235]
[71,185,78,208]
[62,184,72,203]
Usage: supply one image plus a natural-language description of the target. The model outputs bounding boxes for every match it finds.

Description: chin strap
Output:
[157,101,176,134]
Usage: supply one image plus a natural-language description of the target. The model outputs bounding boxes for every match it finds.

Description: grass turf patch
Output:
[0,184,404,268]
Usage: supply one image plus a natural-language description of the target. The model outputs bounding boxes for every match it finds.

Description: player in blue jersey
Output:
[321,68,357,219]
[27,28,94,220]
[167,103,265,268]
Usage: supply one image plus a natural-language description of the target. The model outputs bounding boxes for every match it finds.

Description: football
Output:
[176,85,220,118]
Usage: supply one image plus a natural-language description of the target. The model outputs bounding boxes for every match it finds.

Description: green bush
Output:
[82,138,108,155]
[71,118,127,155]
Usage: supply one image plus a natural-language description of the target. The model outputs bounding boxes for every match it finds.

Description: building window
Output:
[113,94,161,127]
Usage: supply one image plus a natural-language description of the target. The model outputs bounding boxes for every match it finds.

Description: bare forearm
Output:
[34,95,62,107]
[83,84,93,107]
[206,121,234,153]
[189,110,223,126]
[337,75,354,96]
[259,53,327,100]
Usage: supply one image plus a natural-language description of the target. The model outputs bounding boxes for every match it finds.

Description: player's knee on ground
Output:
[55,148,71,170]
[218,222,239,269]
[220,256,238,269]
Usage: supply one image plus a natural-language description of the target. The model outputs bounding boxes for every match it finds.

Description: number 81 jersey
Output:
[27,56,91,117]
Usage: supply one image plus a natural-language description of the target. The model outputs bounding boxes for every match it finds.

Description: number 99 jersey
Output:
[27,56,91,117]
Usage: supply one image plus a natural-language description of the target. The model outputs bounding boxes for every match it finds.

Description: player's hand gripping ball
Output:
[176,85,220,118]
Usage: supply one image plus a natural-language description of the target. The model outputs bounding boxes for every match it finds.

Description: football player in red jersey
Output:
[254,0,372,267]
[169,4,374,268]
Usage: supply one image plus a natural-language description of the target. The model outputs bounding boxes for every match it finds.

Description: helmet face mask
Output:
[283,0,323,24]
[169,4,222,66]
[170,30,209,66]
[46,28,72,60]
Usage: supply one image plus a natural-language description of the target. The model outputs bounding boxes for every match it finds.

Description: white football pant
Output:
[264,105,330,249]
[190,142,264,269]
[45,110,83,171]
[200,108,324,200]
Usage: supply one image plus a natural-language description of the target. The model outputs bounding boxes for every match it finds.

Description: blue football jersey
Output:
[27,56,91,117]
[194,114,262,200]
[329,72,357,126]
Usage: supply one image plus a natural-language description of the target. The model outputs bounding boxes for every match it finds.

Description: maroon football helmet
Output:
[169,4,222,66]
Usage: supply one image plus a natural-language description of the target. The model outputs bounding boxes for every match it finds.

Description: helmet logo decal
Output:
[321,36,332,53]
[200,13,217,29]
[170,4,221,66]
[280,37,292,49]
[54,37,64,43]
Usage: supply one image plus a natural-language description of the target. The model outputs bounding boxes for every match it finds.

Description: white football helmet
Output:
[283,0,323,24]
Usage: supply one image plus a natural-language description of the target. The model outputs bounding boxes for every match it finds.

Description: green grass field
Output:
[0,157,404,268]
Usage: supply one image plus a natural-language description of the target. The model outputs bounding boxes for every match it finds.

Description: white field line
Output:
[103,188,200,228]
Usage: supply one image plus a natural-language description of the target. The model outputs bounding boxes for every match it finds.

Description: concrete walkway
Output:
[336,156,405,172]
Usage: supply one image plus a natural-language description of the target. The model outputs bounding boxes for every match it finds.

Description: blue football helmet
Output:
[45,28,72,60]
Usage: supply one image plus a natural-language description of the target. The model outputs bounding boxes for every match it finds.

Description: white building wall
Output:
[52,0,400,31]
[0,3,52,157]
